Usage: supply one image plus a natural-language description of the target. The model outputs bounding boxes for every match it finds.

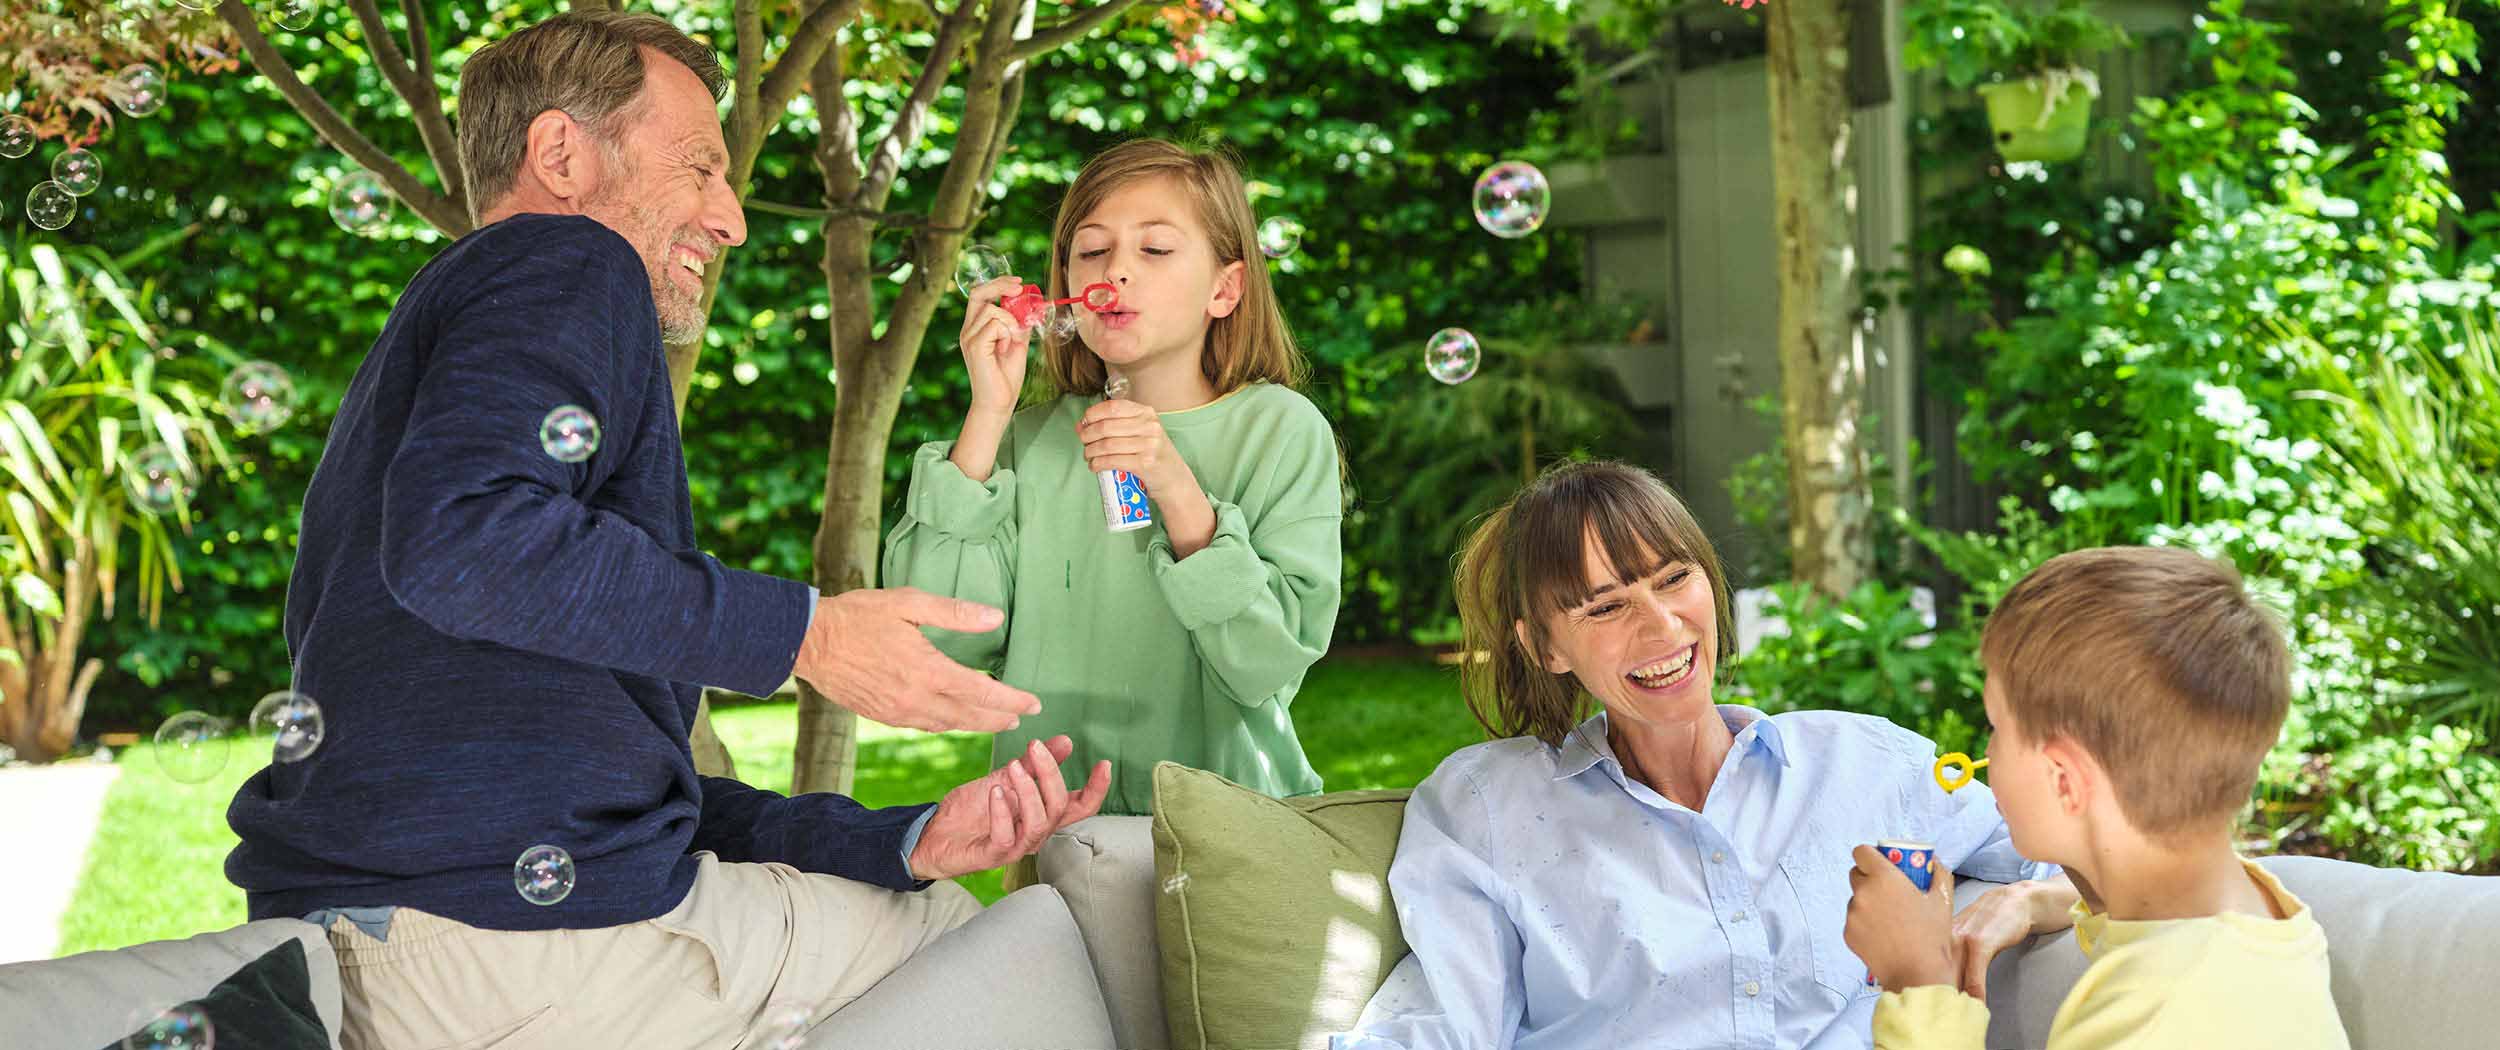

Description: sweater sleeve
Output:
[1872,985,1992,1050]
[1145,400,1342,707]
[692,775,936,892]
[880,440,1020,672]
[376,224,807,699]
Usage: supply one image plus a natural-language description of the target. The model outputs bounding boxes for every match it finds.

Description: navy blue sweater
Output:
[226,214,932,930]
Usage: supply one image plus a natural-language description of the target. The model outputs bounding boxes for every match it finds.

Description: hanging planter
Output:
[1976,68,2099,164]
[1903,0,2133,165]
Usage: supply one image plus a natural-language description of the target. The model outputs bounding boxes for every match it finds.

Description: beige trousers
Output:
[322,852,982,1050]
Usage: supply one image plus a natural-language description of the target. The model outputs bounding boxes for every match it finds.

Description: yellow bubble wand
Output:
[1933,752,1989,793]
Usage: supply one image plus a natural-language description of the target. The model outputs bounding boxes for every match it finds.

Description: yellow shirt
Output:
[1872,859,2350,1049]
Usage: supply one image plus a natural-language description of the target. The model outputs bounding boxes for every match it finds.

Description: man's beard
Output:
[586,186,708,344]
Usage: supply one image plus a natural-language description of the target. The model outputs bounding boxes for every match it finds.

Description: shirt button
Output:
[1731,910,1747,923]
[1712,851,1726,864]
[1745,981,1761,997]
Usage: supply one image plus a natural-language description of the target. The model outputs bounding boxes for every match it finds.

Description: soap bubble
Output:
[110,65,167,118]
[53,148,103,196]
[0,114,32,158]
[249,690,325,764]
[127,443,195,515]
[515,844,576,906]
[121,1001,214,1050]
[273,0,317,32]
[955,243,1011,297]
[329,170,393,237]
[540,405,600,462]
[1104,372,1131,400]
[26,286,81,348]
[220,361,299,435]
[1471,161,1550,239]
[1424,327,1481,385]
[152,712,232,785]
[1256,216,1303,259]
[1045,304,1082,342]
[751,1006,813,1050]
[27,181,76,230]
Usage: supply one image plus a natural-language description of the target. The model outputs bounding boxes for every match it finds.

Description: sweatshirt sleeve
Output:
[1872,986,1992,1050]
[376,222,807,699]
[1145,396,1342,707]
[880,440,1020,672]
[692,775,936,892]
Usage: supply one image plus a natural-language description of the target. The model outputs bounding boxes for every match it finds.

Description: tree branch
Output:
[759,0,869,134]
[214,1,470,235]
[727,0,767,190]
[811,24,865,205]
[346,0,466,210]
[1010,0,1147,64]
[881,0,1031,360]
[861,0,981,210]
[747,196,977,231]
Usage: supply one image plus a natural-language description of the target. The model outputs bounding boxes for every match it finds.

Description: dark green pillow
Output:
[102,938,329,1050]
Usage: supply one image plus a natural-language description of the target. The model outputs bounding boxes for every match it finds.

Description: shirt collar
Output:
[1551,704,1791,783]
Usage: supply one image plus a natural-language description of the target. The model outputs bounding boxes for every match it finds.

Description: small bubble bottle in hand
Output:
[1097,372,1154,533]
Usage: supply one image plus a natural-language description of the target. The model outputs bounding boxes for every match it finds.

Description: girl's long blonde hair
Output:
[1039,139,1305,397]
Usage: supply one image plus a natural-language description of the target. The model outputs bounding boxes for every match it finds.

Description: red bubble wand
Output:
[1001,282,1121,329]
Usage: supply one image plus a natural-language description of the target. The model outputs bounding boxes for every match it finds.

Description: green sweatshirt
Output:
[882,382,1342,815]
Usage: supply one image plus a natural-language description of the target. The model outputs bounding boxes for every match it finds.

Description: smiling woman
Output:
[1329,460,2063,1050]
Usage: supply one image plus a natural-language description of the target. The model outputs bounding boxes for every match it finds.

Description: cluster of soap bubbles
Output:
[115,362,302,517]
[149,690,328,785]
[4,61,188,231]
[122,1001,213,1050]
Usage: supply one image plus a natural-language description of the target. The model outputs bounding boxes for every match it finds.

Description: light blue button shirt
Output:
[1334,706,2051,1050]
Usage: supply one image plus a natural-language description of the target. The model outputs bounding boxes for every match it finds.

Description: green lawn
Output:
[53,653,1473,956]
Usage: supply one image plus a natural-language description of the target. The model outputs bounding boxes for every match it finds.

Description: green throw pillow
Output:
[1151,761,1413,1050]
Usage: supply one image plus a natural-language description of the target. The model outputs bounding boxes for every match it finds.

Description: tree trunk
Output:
[0,547,106,763]
[1765,0,1873,600]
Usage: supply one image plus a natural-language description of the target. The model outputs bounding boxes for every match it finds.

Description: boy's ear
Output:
[2040,735,2100,817]
[1206,259,1245,319]
[1514,620,1570,675]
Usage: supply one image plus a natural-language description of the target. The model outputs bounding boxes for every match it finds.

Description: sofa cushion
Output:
[97,938,328,1050]
[0,918,343,1050]
[1151,762,1411,1050]
[1980,856,2500,1048]
[807,885,1115,1050]
[1036,815,1168,1050]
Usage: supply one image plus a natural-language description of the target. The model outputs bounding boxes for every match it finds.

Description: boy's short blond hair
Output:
[1981,546,2290,841]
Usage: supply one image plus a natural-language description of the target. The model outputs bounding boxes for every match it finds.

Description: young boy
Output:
[1843,546,2350,1049]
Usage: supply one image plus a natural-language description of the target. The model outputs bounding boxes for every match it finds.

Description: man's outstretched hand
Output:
[908,736,1112,881]
[792,587,1039,733]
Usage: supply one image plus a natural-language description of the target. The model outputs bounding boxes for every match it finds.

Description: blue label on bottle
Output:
[1111,470,1152,525]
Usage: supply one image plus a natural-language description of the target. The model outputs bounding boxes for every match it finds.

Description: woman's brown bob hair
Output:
[1455,460,1736,746]
[1036,139,1305,398]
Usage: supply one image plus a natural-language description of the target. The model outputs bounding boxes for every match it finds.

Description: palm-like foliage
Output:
[2290,309,2500,735]
[1,238,237,762]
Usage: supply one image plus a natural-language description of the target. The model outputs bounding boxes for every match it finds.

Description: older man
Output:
[223,12,1107,1048]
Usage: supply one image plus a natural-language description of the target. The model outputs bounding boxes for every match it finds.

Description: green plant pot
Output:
[1977,75,2095,163]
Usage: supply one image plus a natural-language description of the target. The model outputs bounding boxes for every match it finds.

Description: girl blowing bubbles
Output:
[883,139,1343,817]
